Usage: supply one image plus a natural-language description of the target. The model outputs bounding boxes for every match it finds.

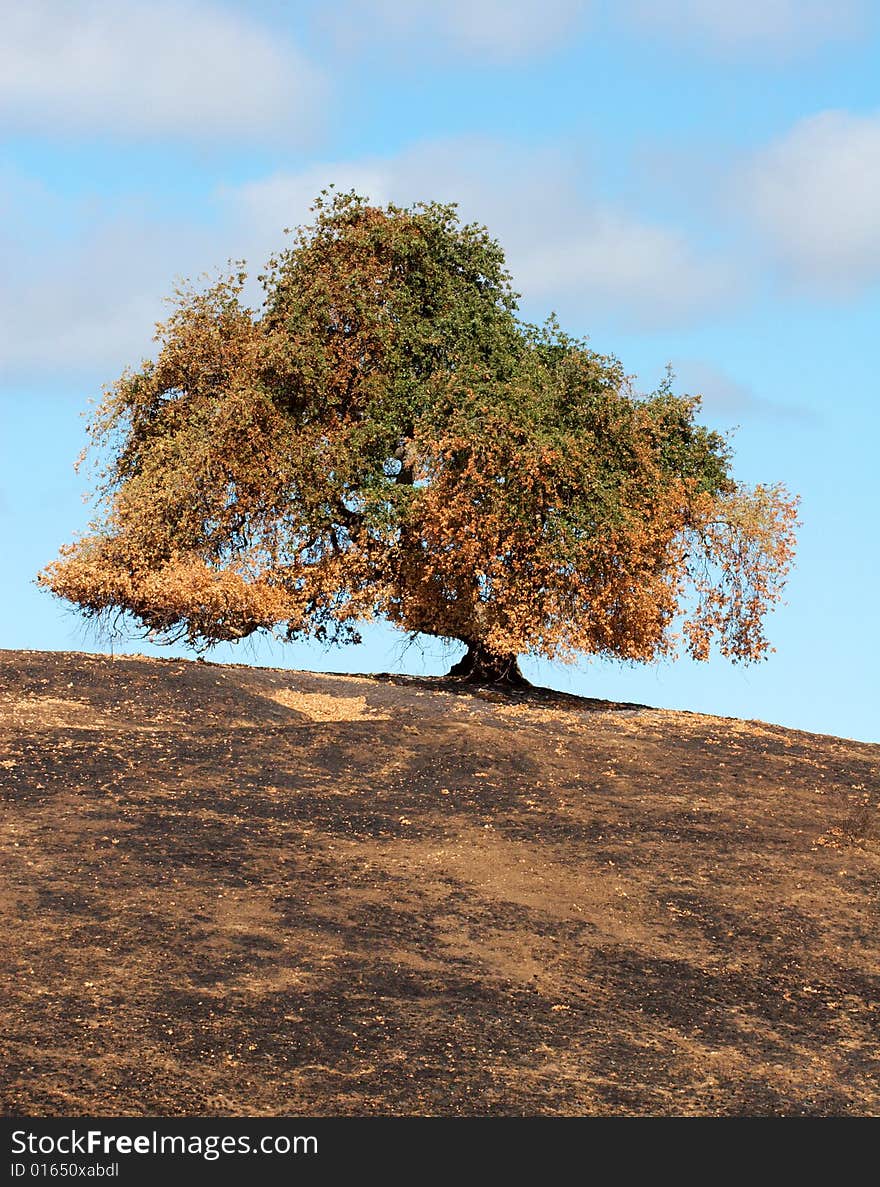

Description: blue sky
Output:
[1,1,878,742]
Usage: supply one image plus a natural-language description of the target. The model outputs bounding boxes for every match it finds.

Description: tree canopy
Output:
[40,190,799,683]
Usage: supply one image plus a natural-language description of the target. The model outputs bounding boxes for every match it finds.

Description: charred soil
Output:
[1,649,878,1116]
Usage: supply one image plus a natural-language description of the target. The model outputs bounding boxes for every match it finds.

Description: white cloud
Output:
[0,174,222,381]
[0,138,737,383]
[668,359,813,425]
[231,166,394,248]
[233,139,738,330]
[514,210,732,326]
[737,110,880,296]
[622,0,867,58]
[325,0,589,60]
[0,0,326,143]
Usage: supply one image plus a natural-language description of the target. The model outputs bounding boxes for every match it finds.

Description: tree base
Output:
[446,644,529,687]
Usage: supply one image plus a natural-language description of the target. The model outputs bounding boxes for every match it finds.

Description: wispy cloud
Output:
[0,171,221,381]
[0,0,326,144]
[234,139,740,330]
[736,110,880,296]
[0,138,743,382]
[669,359,815,426]
[621,0,868,59]
[322,0,590,61]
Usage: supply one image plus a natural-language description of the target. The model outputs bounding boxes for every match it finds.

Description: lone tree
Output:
[40,190,798,684]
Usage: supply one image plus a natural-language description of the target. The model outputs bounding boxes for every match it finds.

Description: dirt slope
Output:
[1,649,878,1116]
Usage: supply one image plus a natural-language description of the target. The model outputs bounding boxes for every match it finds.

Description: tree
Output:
[39,190,799,685]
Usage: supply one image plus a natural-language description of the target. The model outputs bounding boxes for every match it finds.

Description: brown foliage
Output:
[39,194,799,673]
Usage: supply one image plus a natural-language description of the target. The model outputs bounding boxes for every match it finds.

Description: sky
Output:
[1,0,879,742]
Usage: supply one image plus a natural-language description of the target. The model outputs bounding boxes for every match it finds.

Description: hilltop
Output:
[1,649,878,1116]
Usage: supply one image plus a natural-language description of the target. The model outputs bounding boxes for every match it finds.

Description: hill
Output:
[1,649,878,1116]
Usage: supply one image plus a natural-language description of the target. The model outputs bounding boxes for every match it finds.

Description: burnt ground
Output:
[0,649,878,1117]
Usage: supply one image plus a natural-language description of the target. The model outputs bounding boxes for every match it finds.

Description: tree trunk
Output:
[446,642,528,687]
